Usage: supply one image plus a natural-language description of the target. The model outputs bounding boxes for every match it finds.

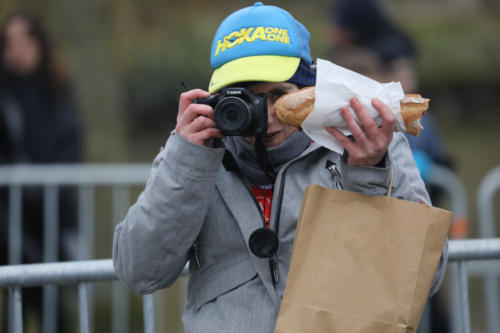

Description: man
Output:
[113,3,447,332]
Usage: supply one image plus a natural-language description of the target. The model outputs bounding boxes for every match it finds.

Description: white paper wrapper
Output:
[301,58,405,154]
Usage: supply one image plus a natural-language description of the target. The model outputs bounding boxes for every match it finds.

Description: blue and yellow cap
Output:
[208,2,312,93]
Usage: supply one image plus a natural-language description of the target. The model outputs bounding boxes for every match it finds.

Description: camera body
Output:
[194,87,267,136]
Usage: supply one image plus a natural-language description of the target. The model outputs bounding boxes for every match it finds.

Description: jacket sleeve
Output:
[112,132,225,294]
[338,132,448,297]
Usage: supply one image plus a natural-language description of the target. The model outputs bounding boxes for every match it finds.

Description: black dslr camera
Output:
[194,87,267,136]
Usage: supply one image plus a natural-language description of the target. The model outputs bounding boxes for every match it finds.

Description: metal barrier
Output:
[426,164,500,333]
[0,164,152,333]
[0,259,178,333]
[427,164,468,238]
[448,238,500,333]
[1,260,115,333]
[1,239,499,333]
[425,164,470,333]
[476,165,500,333]
[1,163,499,332]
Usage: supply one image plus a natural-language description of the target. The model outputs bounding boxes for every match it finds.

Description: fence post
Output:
[9,287,23,333]
[457,261,471,333]
[78,185,96,332]
[143,294,156,333]
[43,185,59,333]
[79,283,89,333]
[8,185,22,265]
[427,164,468,333]
[7,185,23,333]
[477,166,500,333]
[112,185,130,333]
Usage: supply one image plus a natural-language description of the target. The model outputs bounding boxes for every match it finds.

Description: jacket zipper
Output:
[326,159,343,190]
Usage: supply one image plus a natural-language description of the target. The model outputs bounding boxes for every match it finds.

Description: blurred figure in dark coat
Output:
[328,0,454,203]
[0,11,82,331]
[328,1,454,332]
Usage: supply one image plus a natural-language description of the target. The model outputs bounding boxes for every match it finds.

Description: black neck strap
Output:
[254,135,277,182]
[221,136,276,183]
[222,149,239,172]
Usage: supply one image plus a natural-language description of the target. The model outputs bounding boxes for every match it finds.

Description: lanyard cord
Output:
[273,167,287,236]
[254,135,277,182]
[273,148,312,236]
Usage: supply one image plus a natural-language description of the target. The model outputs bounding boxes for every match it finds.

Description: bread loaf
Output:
[273,86,429,137]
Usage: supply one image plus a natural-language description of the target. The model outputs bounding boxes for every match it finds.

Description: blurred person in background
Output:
[113,3,448,332]
[0,11,82,331]
[327,0,455,332]
[327,0,454,205]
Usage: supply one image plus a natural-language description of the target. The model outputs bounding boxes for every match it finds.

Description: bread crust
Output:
[400,94,430,137]
[273,87,315,127]
[273,87,429,137]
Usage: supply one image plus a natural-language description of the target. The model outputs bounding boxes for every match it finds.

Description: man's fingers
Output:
[325,126,355,151]
[187,114,217,133]
[175,88,225,147]
[372,98,396,134]
[350,97,378,137]
[178,103,214,128]
[179,117,224,146]
[193,128,225,142]
[340,106,365,143]
[326,98,395,166]
[371,97,393,119]
[178,89,210,122]
[188,128,225,146]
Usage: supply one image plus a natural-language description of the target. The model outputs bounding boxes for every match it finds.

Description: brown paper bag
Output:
[275,184,451,333]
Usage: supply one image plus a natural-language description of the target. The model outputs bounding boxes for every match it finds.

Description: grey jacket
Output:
[112,131,448,333]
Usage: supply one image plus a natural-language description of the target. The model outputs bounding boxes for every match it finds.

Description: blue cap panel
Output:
[210,3,312,70]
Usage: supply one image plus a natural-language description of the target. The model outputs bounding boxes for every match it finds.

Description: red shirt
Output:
[251,186,273,228]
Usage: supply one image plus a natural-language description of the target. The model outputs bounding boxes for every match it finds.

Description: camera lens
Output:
[225,107,239,123]
[214,97,252,135]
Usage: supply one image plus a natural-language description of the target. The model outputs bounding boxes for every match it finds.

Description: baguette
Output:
[273,86,429,137]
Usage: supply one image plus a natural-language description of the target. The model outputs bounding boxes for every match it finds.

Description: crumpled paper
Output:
[301,58,405,154]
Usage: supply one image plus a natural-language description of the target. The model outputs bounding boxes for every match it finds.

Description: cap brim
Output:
[208,55,300,93]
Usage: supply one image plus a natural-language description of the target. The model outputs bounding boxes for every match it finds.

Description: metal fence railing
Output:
[1,260,116,333]
[0,164,152,333]
[476,165,500,333]
[1,239,499,333]
[425,164,469,333]
[448,238,500,333]
[1,163,499,332]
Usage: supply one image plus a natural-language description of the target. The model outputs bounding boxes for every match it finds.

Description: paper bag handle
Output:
[387,166,395,198]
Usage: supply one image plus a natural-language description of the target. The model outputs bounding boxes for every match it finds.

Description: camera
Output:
[194,87,267,136]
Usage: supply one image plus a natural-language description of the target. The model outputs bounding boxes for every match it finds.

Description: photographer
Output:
[113,3,447,332]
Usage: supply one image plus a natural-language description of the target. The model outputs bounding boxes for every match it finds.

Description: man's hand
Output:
[325,97,395,166]
[176,89,225,147]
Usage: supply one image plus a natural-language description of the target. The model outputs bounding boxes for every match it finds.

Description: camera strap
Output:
[254,135,277,182]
